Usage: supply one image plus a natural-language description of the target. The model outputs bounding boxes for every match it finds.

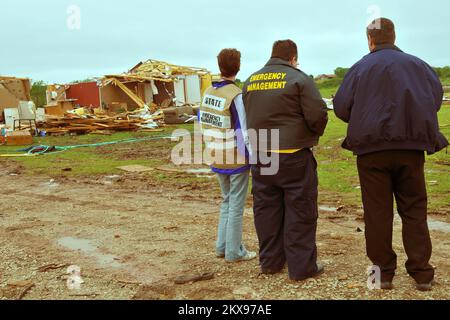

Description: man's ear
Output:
[368,35,375,51]
[290,56,298,68]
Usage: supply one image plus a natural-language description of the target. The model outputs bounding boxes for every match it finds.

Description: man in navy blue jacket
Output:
[334,18,448,291]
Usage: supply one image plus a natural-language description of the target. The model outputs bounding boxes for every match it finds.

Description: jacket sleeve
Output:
[230,94,252,159]
[300,77,329,136]
[333,67,357,123]
[424,64,444,112]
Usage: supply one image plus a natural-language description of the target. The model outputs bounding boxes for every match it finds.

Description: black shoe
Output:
[261,267,283,275]
[290,263,324,281]
[417,281,434,292]
[314,263,325,277]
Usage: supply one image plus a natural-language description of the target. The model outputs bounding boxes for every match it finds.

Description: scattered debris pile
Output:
[102,59,212,110]
[38,108,164,136]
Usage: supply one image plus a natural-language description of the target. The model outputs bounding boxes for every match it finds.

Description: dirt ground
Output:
[0,163,448,300]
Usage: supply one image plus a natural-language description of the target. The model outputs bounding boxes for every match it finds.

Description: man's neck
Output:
[371,43,398,53]
[221,76,236,82]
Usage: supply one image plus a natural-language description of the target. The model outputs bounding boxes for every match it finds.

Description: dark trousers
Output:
[252,149,318,280]
[357,150,434,284]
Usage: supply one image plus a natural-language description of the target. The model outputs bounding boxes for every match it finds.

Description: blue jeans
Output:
[216,171,250,261]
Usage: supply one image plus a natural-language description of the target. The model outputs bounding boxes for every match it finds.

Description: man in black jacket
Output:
[243,40,328,281]
[334,18,448,291]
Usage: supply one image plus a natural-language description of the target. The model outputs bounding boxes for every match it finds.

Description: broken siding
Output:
[66,82,101,108]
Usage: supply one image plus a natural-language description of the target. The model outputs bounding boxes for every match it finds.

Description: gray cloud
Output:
[1,0,448,83]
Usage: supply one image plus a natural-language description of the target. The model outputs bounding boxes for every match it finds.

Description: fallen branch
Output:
[17,283,35,300]
[37,263,70,273]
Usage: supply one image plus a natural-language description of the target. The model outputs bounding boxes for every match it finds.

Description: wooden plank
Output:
[92,123,112,128]
[111,78,147,109]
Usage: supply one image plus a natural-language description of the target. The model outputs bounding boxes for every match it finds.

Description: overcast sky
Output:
[1,0,449,83]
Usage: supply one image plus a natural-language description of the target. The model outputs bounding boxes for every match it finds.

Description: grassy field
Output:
[1,106,449,211]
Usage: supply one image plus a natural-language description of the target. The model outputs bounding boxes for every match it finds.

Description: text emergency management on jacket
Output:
[247,72,288,92]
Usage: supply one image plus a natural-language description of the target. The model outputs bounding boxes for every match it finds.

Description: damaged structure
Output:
[0,76,31,114]
[24,59,213,136]
[0,76,43,131]
[46,59,212,112]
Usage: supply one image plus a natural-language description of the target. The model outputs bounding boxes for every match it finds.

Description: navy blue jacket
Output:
[334,44,448,155]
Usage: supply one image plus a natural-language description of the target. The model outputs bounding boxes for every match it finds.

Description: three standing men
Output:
[201,17,447,291]
[334,18,448,291]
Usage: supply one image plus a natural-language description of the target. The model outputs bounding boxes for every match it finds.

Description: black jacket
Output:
[243,58,328,151]
[334,45,449,156]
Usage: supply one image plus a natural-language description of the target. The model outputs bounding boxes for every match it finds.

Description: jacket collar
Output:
[371,44,403,54]
[213,80,235,89]
[265,57,296,69]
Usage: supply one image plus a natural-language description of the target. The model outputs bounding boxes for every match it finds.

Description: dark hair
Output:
[367,17,396,45]
[271,40,298,61]
[217,49,241,78]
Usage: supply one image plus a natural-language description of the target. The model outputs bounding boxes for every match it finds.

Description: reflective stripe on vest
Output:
[199,111,231,129]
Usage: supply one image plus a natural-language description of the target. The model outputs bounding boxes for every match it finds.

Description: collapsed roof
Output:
[104,59,211,83]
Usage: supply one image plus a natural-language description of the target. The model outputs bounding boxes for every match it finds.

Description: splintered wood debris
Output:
[38,109,164,135]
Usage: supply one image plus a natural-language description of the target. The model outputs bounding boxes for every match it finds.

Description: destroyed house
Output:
[47,59,212,113]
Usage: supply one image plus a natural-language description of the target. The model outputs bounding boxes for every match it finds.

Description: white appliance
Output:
[174,76,186,106]
[185,75,201,104]
[4,108,19,129]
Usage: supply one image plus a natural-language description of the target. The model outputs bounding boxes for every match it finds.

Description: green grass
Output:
[315,114,360,204]
[318,87,337,99]
[0,125,193,176]
[425,106,450,210]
